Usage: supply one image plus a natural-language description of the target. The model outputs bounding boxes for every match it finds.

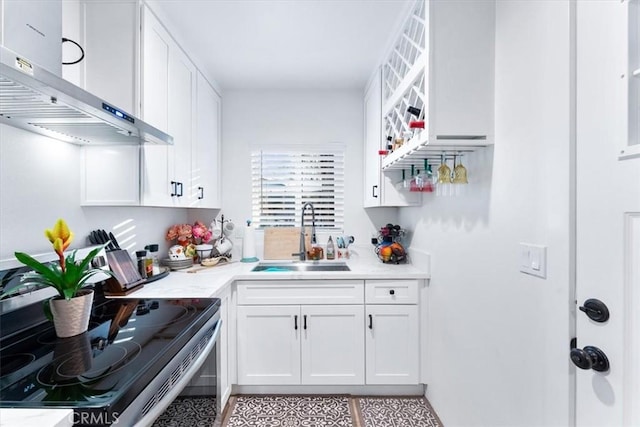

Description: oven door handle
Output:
[133,317,222,427]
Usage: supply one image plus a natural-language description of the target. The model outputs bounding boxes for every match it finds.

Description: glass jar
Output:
[145,244,161,275]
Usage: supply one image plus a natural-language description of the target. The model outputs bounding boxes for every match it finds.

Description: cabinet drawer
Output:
[365,280,419,304]
[236,280,364,305]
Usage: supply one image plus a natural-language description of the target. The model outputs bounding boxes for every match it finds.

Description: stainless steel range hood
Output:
[0,46,173,145]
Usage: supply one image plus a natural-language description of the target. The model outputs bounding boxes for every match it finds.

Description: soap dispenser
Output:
[326,236,335,260]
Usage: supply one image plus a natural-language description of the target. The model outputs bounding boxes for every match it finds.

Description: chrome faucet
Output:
[292,202,316,261]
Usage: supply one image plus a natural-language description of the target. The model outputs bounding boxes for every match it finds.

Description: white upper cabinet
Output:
[376,0,495,173]
[65,1,222,207]
[141,4,197,207]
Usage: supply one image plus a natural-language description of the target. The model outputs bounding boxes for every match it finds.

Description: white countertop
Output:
[0,409,72,427]
[123,245,430,299]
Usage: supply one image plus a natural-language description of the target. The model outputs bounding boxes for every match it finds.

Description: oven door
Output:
[116,310,222,427]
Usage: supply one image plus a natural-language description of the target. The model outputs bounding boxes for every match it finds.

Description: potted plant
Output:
[4,219,110,338]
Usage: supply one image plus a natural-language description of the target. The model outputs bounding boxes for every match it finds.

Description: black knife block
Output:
[104,250,145,295]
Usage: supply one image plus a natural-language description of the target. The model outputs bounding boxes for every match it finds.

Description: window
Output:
[251,147,344,229]
[625,0,640,159]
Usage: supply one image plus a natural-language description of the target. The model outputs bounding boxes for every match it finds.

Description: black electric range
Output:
[0,287,220,426]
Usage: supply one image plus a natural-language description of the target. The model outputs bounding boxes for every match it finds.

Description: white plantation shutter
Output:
[251,148,345,229]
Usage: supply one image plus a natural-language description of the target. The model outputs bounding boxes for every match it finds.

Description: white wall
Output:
[399,2,573,426]
[0,124,188,260]
[222,90,396,256]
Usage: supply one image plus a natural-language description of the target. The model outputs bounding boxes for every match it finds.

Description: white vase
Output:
[49,289,93,338]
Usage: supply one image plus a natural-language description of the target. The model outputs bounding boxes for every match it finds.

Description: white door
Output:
[365,304,419,385]
[236,305,301,385]
[575,2,640,425]
[300,305,365,385]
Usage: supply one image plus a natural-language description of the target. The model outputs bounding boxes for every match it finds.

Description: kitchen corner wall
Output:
[399,2,572,426]
[221,90,397,254]
[0,124,188,260]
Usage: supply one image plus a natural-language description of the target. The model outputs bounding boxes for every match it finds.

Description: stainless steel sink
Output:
[251,262,351,272]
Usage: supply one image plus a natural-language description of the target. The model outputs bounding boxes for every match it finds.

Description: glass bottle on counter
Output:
[145,244,161,276]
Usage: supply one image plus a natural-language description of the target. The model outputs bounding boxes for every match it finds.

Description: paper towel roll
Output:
[241,221,259,262]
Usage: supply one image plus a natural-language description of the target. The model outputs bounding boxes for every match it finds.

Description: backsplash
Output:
[0,124,189,260]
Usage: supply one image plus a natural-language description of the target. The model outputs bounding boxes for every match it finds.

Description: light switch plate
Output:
[519,243,547,279]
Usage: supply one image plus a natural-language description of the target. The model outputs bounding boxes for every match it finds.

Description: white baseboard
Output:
[232,384,425,396]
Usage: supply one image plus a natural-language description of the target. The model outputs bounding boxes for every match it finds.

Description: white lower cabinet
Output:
[364,279,420,385]
[237,305,301,385]
[236,304,364,385]
[236,280,366,386]
[301,305,365,385]
[234,279,421,388]
[365,305,419,384]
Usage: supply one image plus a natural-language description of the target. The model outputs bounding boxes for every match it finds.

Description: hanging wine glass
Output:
[436,154,452,196]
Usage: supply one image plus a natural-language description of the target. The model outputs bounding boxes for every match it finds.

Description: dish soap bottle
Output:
[326,236,335,260]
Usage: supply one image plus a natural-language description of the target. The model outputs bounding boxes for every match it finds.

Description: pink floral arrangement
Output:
[166,221,212,246]
[191,221,213,244]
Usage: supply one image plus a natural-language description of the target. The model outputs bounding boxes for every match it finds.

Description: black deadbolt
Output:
[579,299,610,323]
[570,345,610,372]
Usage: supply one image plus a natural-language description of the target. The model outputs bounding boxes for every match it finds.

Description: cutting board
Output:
[263,227,312,260]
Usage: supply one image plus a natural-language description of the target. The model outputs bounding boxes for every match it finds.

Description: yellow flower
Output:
[45,219,74,256]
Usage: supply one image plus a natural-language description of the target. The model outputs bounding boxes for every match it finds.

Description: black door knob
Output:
[389,289,395,295]
[570,345,609,372]
[578,299,610,323]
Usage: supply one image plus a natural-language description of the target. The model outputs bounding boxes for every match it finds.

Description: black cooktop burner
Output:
[0,292,220,424]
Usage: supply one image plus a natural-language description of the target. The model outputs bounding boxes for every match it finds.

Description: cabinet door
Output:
[167,44,196,207]
[237,305,301,385]
[141,5,195,207]
[365,305,419,385]
[81,146,140,206]
[141,5,172,206]
[192,72,221,208]
[301,305,365,385]
[363,68,382,207]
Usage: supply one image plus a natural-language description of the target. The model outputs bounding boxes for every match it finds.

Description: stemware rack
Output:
[380,133,488,171]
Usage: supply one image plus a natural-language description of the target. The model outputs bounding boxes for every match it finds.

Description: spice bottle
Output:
[326,236,335,260]
[145,244,161,276]
[136,250,148,279]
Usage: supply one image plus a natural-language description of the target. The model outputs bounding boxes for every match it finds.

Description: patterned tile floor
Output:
[154,395,443,427]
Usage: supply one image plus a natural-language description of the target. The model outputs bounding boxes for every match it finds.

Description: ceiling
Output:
[148,0,411,91]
